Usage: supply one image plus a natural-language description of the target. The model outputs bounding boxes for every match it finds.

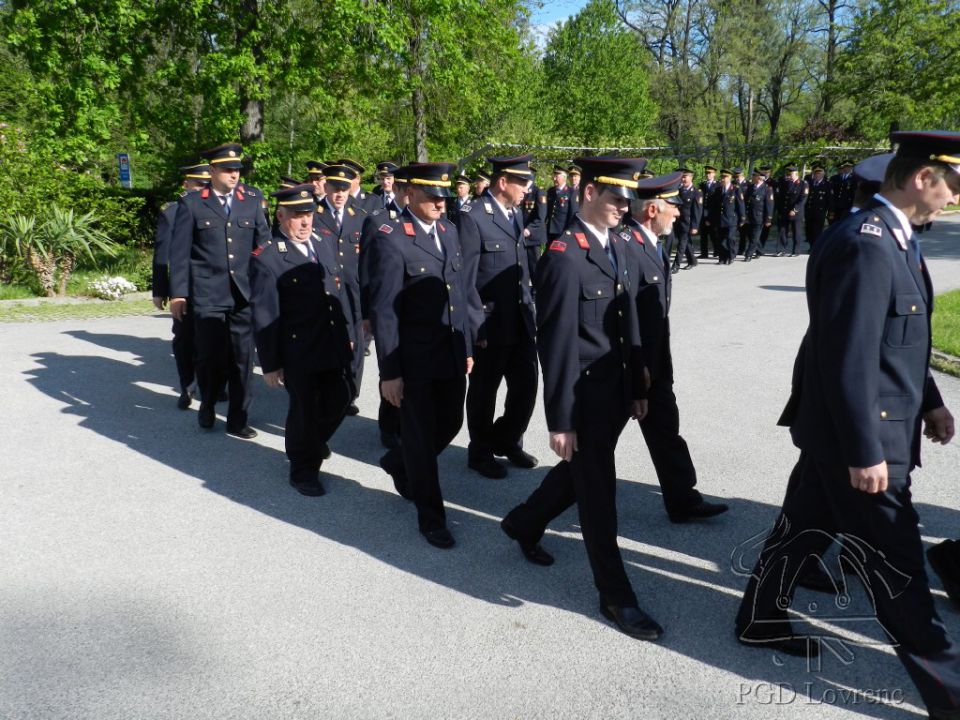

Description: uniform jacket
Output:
[535,216,644,432]
[456,191,535,346]
[779,198,944,476]
[621,216,673,383]
[313,199,367,328]
[674,185,703,237]
[365,207,478,381]
[446,195,472,228]
[349,190,380,214]
[249,233,355,376]
[546,185,578,238]
[744,181,774,226]
[806,178,831,218]
[775,178,808,224]
[712,183,745,229]
[169,183,271,311]
[152,201,178,297]
[359,202,401,321]
[521,184,548,249]
[829,172,856,221]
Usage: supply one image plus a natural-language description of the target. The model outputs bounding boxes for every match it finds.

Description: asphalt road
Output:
[2,217,960,720]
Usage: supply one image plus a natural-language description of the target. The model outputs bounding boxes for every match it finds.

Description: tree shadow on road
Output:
[20,327,948,718]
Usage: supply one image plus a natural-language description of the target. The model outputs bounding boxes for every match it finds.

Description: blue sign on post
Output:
[117,153,132,189]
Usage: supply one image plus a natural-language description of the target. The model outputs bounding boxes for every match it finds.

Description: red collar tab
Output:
[632,230,644,244]
[438,222,446,232]
[574,232,589,249]
[403,222,415,236]
[252,245,264,257]
[200,188,210,199]
[235,186,245,201]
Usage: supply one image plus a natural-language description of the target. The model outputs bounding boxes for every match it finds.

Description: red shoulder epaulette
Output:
[403,223,415,236]
[200,188,210,199]
[632,230,644,244]
[574,232,589,249]
[235,186,245,202]
[549,240,567,252]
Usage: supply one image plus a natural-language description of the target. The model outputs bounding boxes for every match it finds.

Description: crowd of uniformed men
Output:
[151,135,960,717]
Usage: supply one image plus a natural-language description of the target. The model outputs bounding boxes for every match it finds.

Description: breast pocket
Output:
[482,239,507,267]
[581,283,610,324]
[884,293,926,348]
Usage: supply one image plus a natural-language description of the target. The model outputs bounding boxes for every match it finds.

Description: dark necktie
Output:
[908,237,921,268]
[306,241,318,263]
[334,208,342,229]
[221,194,231,216]
[432,228,444,257]
[605,240,617,273]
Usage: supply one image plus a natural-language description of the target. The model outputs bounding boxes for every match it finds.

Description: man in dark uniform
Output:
[458,154,539,479]
[360,168,409,450]
[501,156,662,642]
[306,161,327,202]
[621,172,729,521]
[828,159,856,223]
[756,165,774,254]
[713,169,744,265]
[568,164,581,192]
[669,167,701,272]
[804,163,830,247]
[473,171,490,199]
[733,167,749,256]
[169,143,270,438]
[446,174,472,227]
[153,162,209,409]
[742,167,774,261]
[366,163,478,549]
[249,185,355,496]
[314,163,367,417]
[774,165,807,256]
[371,161,398,208]
[520,179,548,285]
[698,165,720,259]
[338,158,379,213]
[545,164,577,242]
[735,131,960,719]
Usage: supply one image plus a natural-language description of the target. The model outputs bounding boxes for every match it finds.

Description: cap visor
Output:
[421,186,452,198]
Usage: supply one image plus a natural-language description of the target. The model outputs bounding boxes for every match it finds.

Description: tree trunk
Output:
[26,250,56,297]
[409,23,429,162]
[823,0,837,113]
[238,0,264,145]
[57,252,75,297]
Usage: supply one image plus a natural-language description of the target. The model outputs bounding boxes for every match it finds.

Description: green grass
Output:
[0,282,36,300]
[0,298,155,323]
[933,289,960,358]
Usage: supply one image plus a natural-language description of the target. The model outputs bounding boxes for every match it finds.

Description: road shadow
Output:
[759,285,806,292]
[20,327,950,717]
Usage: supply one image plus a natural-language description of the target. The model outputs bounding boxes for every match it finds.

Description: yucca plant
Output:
[43,207,117,296]
[0,214,43,290]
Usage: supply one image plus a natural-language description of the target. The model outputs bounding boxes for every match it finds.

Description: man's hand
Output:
[264,369,284,389]
[789,210,796,218]
[466,356,474,375]
[549,431,577,461]
[924,406,955,445]
[170,297,187,321]
[362,319,371,338]
[152,296,168,311]
[523,228,531,237]
[764,222,771,228]
[849,461,888,494]
[382,378,404,408]
[691,229,698,236]
[632,399,648,422]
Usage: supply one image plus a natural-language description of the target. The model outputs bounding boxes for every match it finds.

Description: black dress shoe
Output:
[671,266,679,275]
[320,442,332,460]
[345,403,360,416]
[289,474,326,497]
[667,499,729,523]
[421,527,455,549]
[198,405,215,429]
[177,388,192,410]
[496,448,538,469]
[379,454,411,500]
[789,252,798,257]
[500,517,554,566]
[226,425,258,439]
[364,347,371,357]
[737,626,819,658]
[600,604,663,641]
[796,563,846,595]
[468,456,507,479]
[688,259,698,267]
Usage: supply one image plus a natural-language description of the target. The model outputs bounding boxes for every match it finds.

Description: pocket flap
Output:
[643,270,663,284]
[483,240,506,252]
[878,394,912,421]
[237,218,254,228]
[582,283,610,299]
[893,293,924,316]
[405,261,429,276]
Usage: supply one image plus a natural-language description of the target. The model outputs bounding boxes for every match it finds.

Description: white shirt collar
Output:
[486,191,514,222]
[577,214,608,248]
[873,193,913,242]
[636,223,659,248]
[290,239,310,257]
[213,188,233,200]
[408,210,436,236]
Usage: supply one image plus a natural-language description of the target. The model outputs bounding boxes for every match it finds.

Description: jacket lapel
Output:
[573,218,614,280]
[203,191,228,219]
[866,200,928,302]
[315,204,340,237]
[405,210,443,260]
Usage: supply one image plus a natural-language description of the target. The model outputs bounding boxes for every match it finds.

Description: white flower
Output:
[88,275,137,301]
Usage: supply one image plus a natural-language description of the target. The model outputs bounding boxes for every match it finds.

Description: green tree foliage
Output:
[543,0,657,146]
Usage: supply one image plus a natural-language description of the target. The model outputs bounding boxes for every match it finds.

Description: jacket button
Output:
[446,283,451,289]
[291,333,297,339]
[330,321,335,326]
[911,305,917,312]
[339,251,344,256]
[585,369,590,376]
[227,222,231,227]
[228,254,234,259]
[420,267,425,272]
[596,289,601,295]
[293,278,298,283]
[449,305,454,311]
[652,276,658,281]
[880,410,888,419]
[618,310,623,317]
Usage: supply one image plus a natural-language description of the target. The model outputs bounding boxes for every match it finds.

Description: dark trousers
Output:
[378,390,401,439]
[171,310,195,391]
[637,379,701,513]
[699,223,716,257]
[382,376,466,532]
[505,380,636,606]
[351,321,365,401]
[524,243,543,288]
[736,453,960,714]
[776,215,804,254]
[672,230,697,268]
[194,301,253,429]
[284,367,351,478]
[737,223,749,256]
[805,213,826,246]
[759,223,772,251]
[466,335,538,460]
[744,223,764,259]
[719,225,738,262]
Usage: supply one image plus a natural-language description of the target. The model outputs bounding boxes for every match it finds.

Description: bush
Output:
[87,275,137,301]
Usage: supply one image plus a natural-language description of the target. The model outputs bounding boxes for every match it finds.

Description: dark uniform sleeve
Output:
[249,251,282,374]
[152,203,174,298]
[456,211,485,346]
[813,236,892,467]
[366,230,405,381]
[358,215,378,321]
[922,372,944,412]
[535,246,581,432]
[791,181,808,214]
[735,187,746,224]
[764,186,775,224]
[252,194,272,250]
[169,198,193,301]
[690,190,703,229]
